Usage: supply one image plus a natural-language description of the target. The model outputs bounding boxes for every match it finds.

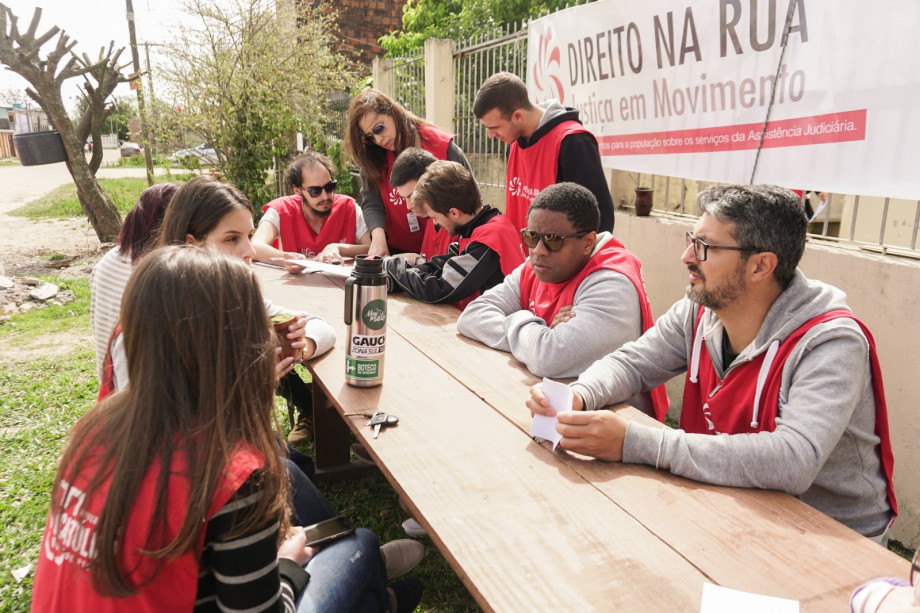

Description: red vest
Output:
[377,125,453,252]
[262,193,358,257]
[97,324,122,401]
[420,223,452,260]
[682,308,897,514]
[453,213,526,311]
[32,445,262,612]
[518,236,669,420]
[505,120,587,233]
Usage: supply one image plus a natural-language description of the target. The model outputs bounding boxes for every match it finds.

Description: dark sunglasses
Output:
[363,123,385,144]
[303,180,337,198]
[520,228,590,252]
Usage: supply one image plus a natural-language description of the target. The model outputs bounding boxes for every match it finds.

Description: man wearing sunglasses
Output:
[526,184,897,542]
[458,183,668,420]
[254,152,370,270]
[473,72,615,239]
[382,161,524,310]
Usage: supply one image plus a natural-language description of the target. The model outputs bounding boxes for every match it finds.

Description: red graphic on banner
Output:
[532,26,565,104]
[598,110,867,156]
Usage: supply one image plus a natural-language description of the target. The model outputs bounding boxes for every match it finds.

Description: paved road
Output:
[0,148,168,213]
[0,149,173,276]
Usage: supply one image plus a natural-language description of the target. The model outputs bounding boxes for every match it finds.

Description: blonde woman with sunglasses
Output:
[344,89,472,257]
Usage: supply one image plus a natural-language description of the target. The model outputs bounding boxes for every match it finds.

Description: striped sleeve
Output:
[195,472,308,612]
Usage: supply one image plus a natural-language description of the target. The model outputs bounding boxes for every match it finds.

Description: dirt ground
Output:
[0,151,170,364]
[0,150,161,279]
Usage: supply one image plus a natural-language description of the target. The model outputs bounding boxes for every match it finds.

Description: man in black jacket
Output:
[473,71,615,235]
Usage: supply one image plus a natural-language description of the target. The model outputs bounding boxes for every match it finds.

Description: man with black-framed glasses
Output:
[526,184,897,542]
[458,183,669,420]
[254,152,370,270]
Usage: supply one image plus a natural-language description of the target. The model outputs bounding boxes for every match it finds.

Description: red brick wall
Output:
[331,0,405,70]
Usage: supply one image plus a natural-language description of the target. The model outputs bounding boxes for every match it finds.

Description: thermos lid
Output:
[353,254,384,275]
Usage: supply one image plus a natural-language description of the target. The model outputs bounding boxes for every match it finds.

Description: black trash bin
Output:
[13,131,68,166]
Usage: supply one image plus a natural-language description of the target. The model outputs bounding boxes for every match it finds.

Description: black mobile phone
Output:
[303,516,356,547]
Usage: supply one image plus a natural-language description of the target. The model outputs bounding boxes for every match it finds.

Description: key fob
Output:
[368,412,388,427]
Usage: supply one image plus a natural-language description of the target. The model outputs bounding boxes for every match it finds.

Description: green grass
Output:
[0,284,99,610]
[0,279,477,611]
[6,174,196,220]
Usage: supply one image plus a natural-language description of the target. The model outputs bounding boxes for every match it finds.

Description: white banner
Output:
[527,0,920,200]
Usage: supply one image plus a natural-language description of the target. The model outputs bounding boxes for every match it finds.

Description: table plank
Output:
[256,265,910,612]
[257,265,712,611]
[355,281,911,610]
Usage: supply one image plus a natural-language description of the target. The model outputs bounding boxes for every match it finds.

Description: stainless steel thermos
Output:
[344,255,387,387]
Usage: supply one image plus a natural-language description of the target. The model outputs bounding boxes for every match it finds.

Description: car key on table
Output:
[366,409,399,438]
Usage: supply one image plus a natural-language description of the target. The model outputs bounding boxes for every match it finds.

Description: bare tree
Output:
[0,4,129,242]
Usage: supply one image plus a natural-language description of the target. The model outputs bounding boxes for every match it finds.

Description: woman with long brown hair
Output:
[344,88,472,257]
[33,247,422,612]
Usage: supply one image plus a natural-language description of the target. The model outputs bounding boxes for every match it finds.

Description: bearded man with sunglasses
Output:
[254,152,370,270]
[458,183,668,419]
[526,184,897,542]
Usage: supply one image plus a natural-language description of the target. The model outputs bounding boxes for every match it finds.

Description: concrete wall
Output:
[613,209,920,547]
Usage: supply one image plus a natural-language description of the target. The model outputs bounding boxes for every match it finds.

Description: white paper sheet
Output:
[287,260,355,277]
[700,583,799,613]
[529,377,571,450]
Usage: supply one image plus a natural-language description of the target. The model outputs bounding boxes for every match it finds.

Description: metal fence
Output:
[452,22,528,209]
[391,46,426,119]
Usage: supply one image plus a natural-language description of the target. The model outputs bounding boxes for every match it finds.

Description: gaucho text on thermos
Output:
[344,255,387,387]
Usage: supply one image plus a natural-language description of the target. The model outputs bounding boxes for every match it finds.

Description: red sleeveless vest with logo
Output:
[453,213,526,311]
[32,444,262,611]
[262,193,357,257]
[682,308,897,514]
[505,120,586,234]
[518,236,669,420]
[377,125,452,252]
[420,223,452,260]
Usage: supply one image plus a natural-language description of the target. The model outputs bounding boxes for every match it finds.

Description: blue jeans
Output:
[297,528,389,613]
[287,459,333,526]
[287,461,390,612]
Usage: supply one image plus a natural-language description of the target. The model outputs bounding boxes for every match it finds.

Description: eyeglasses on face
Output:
[363,123,385,144]
[304,180,337,198]
[520,228,590,252]
[685,232,758,261]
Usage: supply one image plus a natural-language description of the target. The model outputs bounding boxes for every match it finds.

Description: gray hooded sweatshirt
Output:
[457,232,649,411]
[571,270,893,537]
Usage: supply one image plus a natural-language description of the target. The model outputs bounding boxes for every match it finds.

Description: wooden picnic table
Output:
[255,262,909,612]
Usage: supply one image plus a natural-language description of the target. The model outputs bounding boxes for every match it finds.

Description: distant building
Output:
[296,0,403,69]
[0,104,51,133]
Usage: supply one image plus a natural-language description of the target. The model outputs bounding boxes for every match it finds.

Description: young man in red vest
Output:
[473,71,615,238]
[383,161,524,310]
[253,152,370,270]
[458,183,667,419]
[527,184,897,542]
[389,148,453,263]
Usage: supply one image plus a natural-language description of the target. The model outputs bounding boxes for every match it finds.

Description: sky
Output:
[0,0,191,112]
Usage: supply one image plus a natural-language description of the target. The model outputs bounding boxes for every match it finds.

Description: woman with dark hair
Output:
[99,175,335,395]
[90,182,179,379]
[344,89,472,257]
[33,247,422,612]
